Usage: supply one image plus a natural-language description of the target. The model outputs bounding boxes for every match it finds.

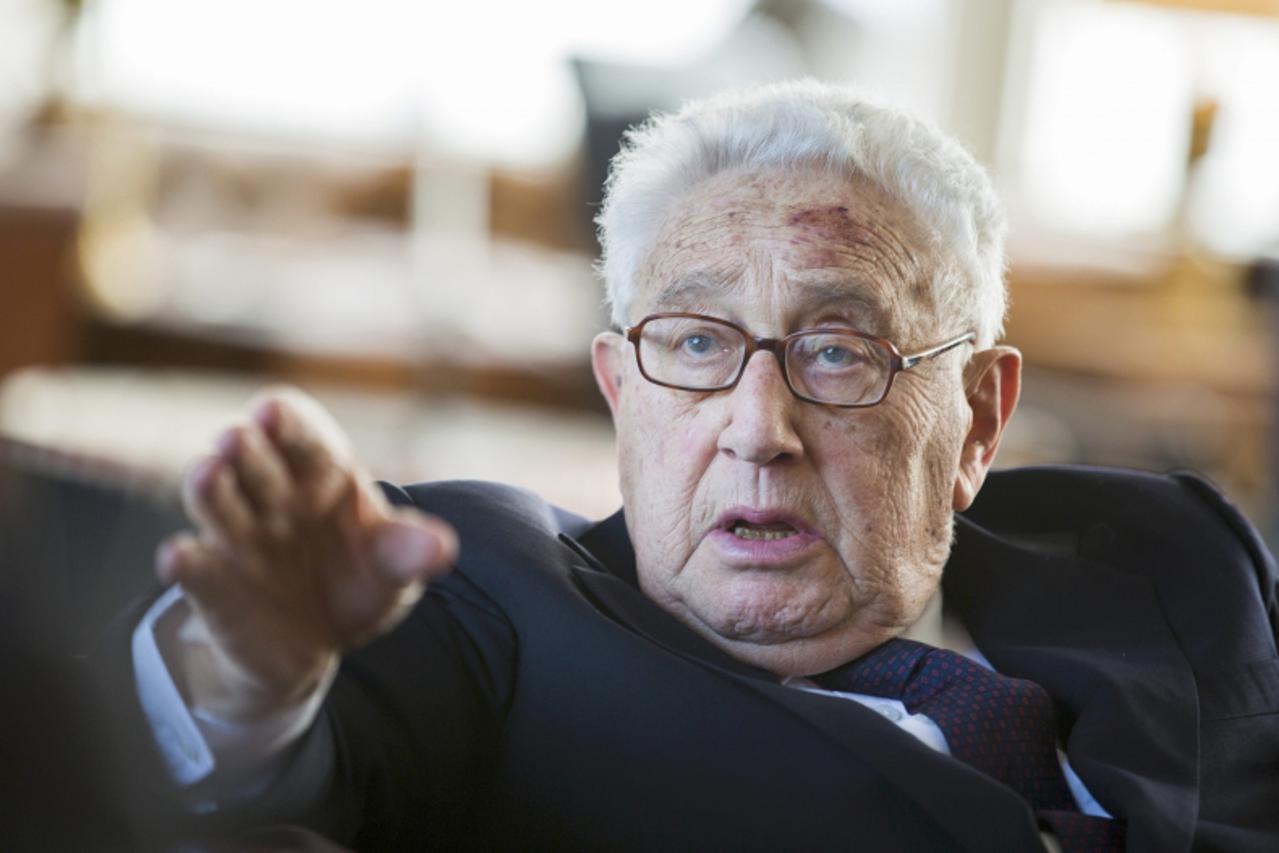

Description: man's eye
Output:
[816,346,861,368]
[680,334,718,356]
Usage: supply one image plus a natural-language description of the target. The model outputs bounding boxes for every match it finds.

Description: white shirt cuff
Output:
[133,585,216,785]
[131,585,335,789]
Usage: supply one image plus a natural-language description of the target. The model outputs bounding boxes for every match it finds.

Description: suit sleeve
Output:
[224,482,519,849]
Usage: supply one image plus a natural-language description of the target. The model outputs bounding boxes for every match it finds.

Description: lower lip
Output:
[707,528,822,566]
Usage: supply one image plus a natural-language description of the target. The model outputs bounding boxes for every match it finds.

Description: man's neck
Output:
[900,589,975,655]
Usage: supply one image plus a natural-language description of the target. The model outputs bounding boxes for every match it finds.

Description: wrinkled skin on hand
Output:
[156,388,457,722]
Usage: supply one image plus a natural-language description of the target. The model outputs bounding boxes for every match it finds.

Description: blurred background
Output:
[3,0,1279,648]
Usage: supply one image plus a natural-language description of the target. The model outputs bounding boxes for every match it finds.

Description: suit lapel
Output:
[565,514,1047,852]
[946,515,1199,853]
[752,675,1048,851]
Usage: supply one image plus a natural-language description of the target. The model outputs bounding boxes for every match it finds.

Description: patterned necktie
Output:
[814,638,1125,852]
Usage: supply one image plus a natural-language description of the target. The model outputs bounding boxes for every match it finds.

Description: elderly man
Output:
[123,82,1276,852]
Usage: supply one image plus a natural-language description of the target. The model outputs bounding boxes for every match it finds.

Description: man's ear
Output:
[953,345,1022,512]
[591,332,626,420]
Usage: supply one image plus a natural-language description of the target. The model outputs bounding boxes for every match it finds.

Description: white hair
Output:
[595,79,1008,347]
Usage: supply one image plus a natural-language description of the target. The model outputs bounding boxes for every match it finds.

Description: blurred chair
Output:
[0,435,185,654]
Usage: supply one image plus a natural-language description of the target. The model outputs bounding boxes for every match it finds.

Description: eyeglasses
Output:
[623,313,975,408]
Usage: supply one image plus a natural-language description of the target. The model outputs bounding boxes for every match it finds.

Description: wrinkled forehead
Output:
[649,271,894,336]
[634,168,943,340]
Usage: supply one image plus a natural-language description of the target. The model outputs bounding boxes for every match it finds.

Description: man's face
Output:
[595,166,977,677]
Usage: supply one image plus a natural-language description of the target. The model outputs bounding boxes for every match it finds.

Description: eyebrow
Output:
[651,273,725,310]
[651,273,891,333]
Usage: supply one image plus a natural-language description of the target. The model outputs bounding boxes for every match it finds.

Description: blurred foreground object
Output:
[0,432,162,850]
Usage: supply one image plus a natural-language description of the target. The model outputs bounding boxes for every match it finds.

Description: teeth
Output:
[737,529,792,540]
[732,523,797,541]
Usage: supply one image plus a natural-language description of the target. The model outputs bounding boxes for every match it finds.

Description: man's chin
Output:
[693,619,882,678]
[666,582,901,675]
[685,587,851,649]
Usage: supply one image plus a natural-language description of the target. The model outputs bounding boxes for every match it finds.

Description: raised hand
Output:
[155,388,457,723]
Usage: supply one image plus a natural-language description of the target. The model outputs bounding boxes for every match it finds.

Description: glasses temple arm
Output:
[900,332,977,370]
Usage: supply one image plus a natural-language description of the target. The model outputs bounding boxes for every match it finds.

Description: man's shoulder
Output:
[965,464,1270,571]
[958,464,1278,658]
[376,478,610,611]
[380,479,593,540]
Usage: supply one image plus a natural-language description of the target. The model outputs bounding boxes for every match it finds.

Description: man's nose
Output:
[716,350,804,465]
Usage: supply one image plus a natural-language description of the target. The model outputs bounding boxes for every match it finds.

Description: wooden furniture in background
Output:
[1005,244,1274,529]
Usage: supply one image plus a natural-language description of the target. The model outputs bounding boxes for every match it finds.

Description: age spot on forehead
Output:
[783,205,893,275]
[786,202,934,314]
[786,205,887,250]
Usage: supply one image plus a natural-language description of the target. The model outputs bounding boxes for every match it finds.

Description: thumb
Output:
[369,511,458,586]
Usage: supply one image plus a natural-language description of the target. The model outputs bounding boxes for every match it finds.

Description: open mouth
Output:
[729,520,800,541]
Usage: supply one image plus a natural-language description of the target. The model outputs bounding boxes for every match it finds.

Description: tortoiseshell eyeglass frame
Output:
[622,312,976,408]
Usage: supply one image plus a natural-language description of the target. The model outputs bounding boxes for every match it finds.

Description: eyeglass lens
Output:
[785,332,892,404]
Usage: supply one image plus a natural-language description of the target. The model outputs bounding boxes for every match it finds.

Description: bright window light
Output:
[1017,2,1191,237]
[72,0,749,165]
[1013,1,1279,256]
[1186,15,1279,256]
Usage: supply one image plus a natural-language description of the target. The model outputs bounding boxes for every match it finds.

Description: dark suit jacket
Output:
[131,466,1279,852]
